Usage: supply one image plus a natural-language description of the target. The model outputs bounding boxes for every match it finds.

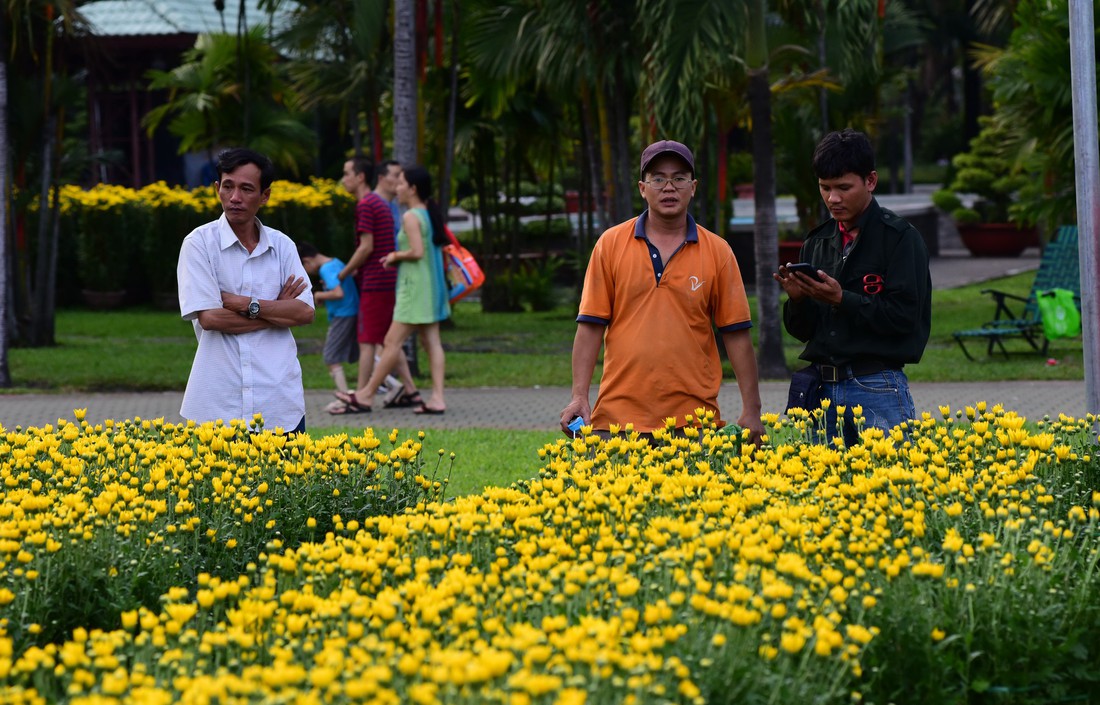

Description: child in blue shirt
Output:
[297,242,363,413]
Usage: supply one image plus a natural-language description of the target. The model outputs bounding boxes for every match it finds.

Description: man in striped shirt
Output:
[337,156,418,409]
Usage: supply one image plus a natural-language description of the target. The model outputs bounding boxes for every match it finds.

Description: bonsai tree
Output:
[932,116,1030,226]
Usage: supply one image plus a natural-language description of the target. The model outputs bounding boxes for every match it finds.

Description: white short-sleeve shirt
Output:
[177,214,315,430]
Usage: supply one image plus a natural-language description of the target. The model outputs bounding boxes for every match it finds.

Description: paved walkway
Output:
[0,380,1088,432]
[2,240,1087,432]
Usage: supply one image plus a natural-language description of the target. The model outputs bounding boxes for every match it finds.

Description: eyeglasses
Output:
[643,176,693,190]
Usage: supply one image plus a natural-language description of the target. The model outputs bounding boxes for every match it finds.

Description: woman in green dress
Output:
[336,165,450,413]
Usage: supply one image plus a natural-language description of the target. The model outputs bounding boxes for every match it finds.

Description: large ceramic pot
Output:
[957,223,1039,258]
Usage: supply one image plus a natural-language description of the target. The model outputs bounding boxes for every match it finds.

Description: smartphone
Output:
[786,263,824,282]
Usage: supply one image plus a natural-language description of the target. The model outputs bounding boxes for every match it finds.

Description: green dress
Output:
[393,208,451,324]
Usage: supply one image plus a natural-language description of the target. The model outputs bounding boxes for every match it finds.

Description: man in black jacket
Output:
[774,129,931,444]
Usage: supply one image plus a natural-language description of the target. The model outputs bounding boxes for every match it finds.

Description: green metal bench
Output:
[953,225,1080,360]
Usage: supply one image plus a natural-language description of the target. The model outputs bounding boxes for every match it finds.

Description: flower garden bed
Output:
[0,405,1098,704]
[29,180,356,307]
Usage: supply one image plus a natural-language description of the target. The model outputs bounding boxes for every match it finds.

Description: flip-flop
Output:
[384,389,423,409]
[333,391,371,413]
[413,404,445,415]
[327,401,370,415]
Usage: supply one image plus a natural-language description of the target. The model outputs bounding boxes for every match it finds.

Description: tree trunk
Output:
[580,86,608,236]
[393,0,418,165]
[744,0,788,380]
[607,70,633,224]
[29,116,57,347]
[509,139,520,267]
[439,0,459,211]
[749,69,787,379]
[697,119,711,229]
[0,41,11,387]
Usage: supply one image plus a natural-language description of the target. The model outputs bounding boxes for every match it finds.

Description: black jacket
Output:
[783,198,931,366]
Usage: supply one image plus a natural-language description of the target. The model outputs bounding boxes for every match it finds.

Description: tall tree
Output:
[462,0,640,225]
[0,4,10,386]
[439,0,459,211]
[743,0,787,380]
[267,0,391,156]
[393,0,417,165]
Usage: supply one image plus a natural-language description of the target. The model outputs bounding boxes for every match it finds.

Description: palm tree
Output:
[0,6,10,387]
[268,0,391,156]
[744,0,788,380]
[143,26,316,174]
[462,0,641,225]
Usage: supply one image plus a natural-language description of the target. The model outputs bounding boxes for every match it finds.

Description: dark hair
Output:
[296,241,320,259]
[812,129,875,180]
[215,148,276,190]
[380,159,401,174]
[349,154,375,186]
[402,165,448,246]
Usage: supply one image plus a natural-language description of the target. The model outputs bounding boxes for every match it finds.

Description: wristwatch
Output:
[247,297,260,319]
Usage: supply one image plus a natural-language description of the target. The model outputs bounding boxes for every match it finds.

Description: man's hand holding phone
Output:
[774,262,843,306]
[784,262,824,282]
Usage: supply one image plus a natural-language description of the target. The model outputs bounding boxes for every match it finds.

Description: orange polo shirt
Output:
[577,211,752,432]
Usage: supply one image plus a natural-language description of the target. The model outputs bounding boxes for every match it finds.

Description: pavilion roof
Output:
[79,0,294,37]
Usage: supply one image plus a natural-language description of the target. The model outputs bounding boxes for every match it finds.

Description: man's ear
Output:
[866,171,878,192]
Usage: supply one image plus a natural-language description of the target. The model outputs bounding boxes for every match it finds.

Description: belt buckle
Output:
[819,364,840,383]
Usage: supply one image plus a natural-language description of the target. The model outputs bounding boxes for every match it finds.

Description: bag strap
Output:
[444,225,461,248]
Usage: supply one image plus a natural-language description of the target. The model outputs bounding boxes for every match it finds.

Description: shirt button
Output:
[652,253,657,259]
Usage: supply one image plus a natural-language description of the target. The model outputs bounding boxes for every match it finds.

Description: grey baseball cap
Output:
[640,140,695,176]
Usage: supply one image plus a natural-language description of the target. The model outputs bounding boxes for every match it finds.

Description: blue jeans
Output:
[821,369,916,445]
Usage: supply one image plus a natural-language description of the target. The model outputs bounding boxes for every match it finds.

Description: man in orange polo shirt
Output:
[559,140,764,442]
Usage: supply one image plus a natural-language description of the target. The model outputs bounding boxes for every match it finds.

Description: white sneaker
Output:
[378,374,401,395]
[372,354,401,395]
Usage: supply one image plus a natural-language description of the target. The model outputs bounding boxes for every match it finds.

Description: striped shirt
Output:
[355,193,397,292]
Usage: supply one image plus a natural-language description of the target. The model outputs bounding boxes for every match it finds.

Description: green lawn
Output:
[6,271,1083,392]
[312,427,561,497]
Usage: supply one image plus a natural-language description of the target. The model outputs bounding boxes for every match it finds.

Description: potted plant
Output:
[931,116,1039,257]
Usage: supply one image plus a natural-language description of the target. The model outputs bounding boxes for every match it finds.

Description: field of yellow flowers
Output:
[1,405,1098,704]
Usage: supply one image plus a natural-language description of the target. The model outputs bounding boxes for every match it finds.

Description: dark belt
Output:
[816,360,898,383]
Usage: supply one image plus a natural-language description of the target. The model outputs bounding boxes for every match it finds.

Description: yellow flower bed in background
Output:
[0,406,1098,704]
[34,180,354,300]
